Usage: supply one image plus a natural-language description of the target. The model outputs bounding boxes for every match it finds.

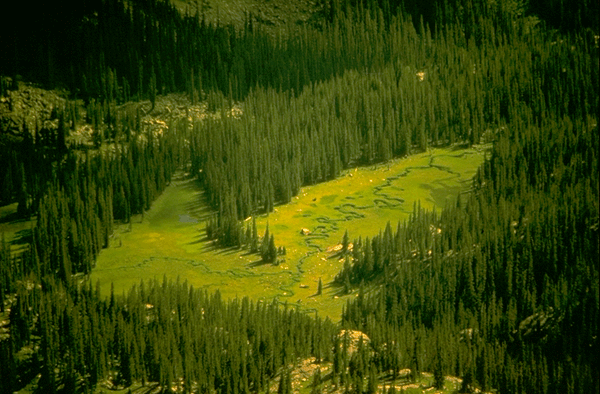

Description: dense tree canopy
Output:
[0,0,597,392]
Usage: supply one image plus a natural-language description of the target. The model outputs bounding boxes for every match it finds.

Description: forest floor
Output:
[90,144,488,321]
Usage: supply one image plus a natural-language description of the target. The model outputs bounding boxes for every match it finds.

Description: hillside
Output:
[0,0,598,393]
[170,0,324,29]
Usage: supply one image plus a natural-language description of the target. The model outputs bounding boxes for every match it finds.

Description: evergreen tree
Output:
[342,230,350,254]
[311,368,322,394]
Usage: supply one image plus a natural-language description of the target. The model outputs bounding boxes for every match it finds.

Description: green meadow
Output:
[0,202,36,256]
[91,145,488,320]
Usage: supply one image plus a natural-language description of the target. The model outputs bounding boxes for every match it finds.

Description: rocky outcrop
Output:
[515,308,560,342]
[0,79,67,136]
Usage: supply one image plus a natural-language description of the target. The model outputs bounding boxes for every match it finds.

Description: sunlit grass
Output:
[0,202,36,256]
[91,146,487,320]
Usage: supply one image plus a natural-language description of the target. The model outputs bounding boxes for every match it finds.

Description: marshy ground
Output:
[90,145,488,320]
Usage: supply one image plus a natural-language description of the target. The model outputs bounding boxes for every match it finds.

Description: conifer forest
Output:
[0,0,598,393]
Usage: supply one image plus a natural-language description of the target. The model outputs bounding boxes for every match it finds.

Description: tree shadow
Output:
[327,250,348,260]
[180,176,205,190]
[0,211,19,224]
[196,240,242,256]
[188,233,210,245]
[248,258,271,268]
[306,280,337,298]
[184,200,213,222]
[215,245,241,256]
[171,171,195,182]
[128,383,161,394]
[331,281,353,297]
[450,141,471,151]
[9,228,33,246]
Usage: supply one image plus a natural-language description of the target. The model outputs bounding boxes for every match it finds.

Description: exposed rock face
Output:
[0,79,67,136]
[0,79,243,149]
[337,329,370,356]
[516,308,560,342]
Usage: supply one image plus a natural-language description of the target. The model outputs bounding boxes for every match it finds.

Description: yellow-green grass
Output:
[91,145,488,321]
[0,202,36,255]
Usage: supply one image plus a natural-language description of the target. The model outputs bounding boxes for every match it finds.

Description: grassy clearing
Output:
[0,202,36,255]
[91,145,487,320]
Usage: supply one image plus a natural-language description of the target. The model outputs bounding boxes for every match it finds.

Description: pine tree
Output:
[16,163,28,218]
[342,230,350,254]
[250,217,259,253]
[433,340,445,389]
[261,223,270,259]
[277,369,292,394]
[311,368,322,394]
[268,235,277,264]
[367,365,378,394]
[0,160,14,203]
[260,224,277,264]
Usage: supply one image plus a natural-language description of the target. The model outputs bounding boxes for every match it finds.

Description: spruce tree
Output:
[250,217,258,253]
[342,230,350,254]
[311,368,322,394]
[268,234,277,264]
[261,223,270,260]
